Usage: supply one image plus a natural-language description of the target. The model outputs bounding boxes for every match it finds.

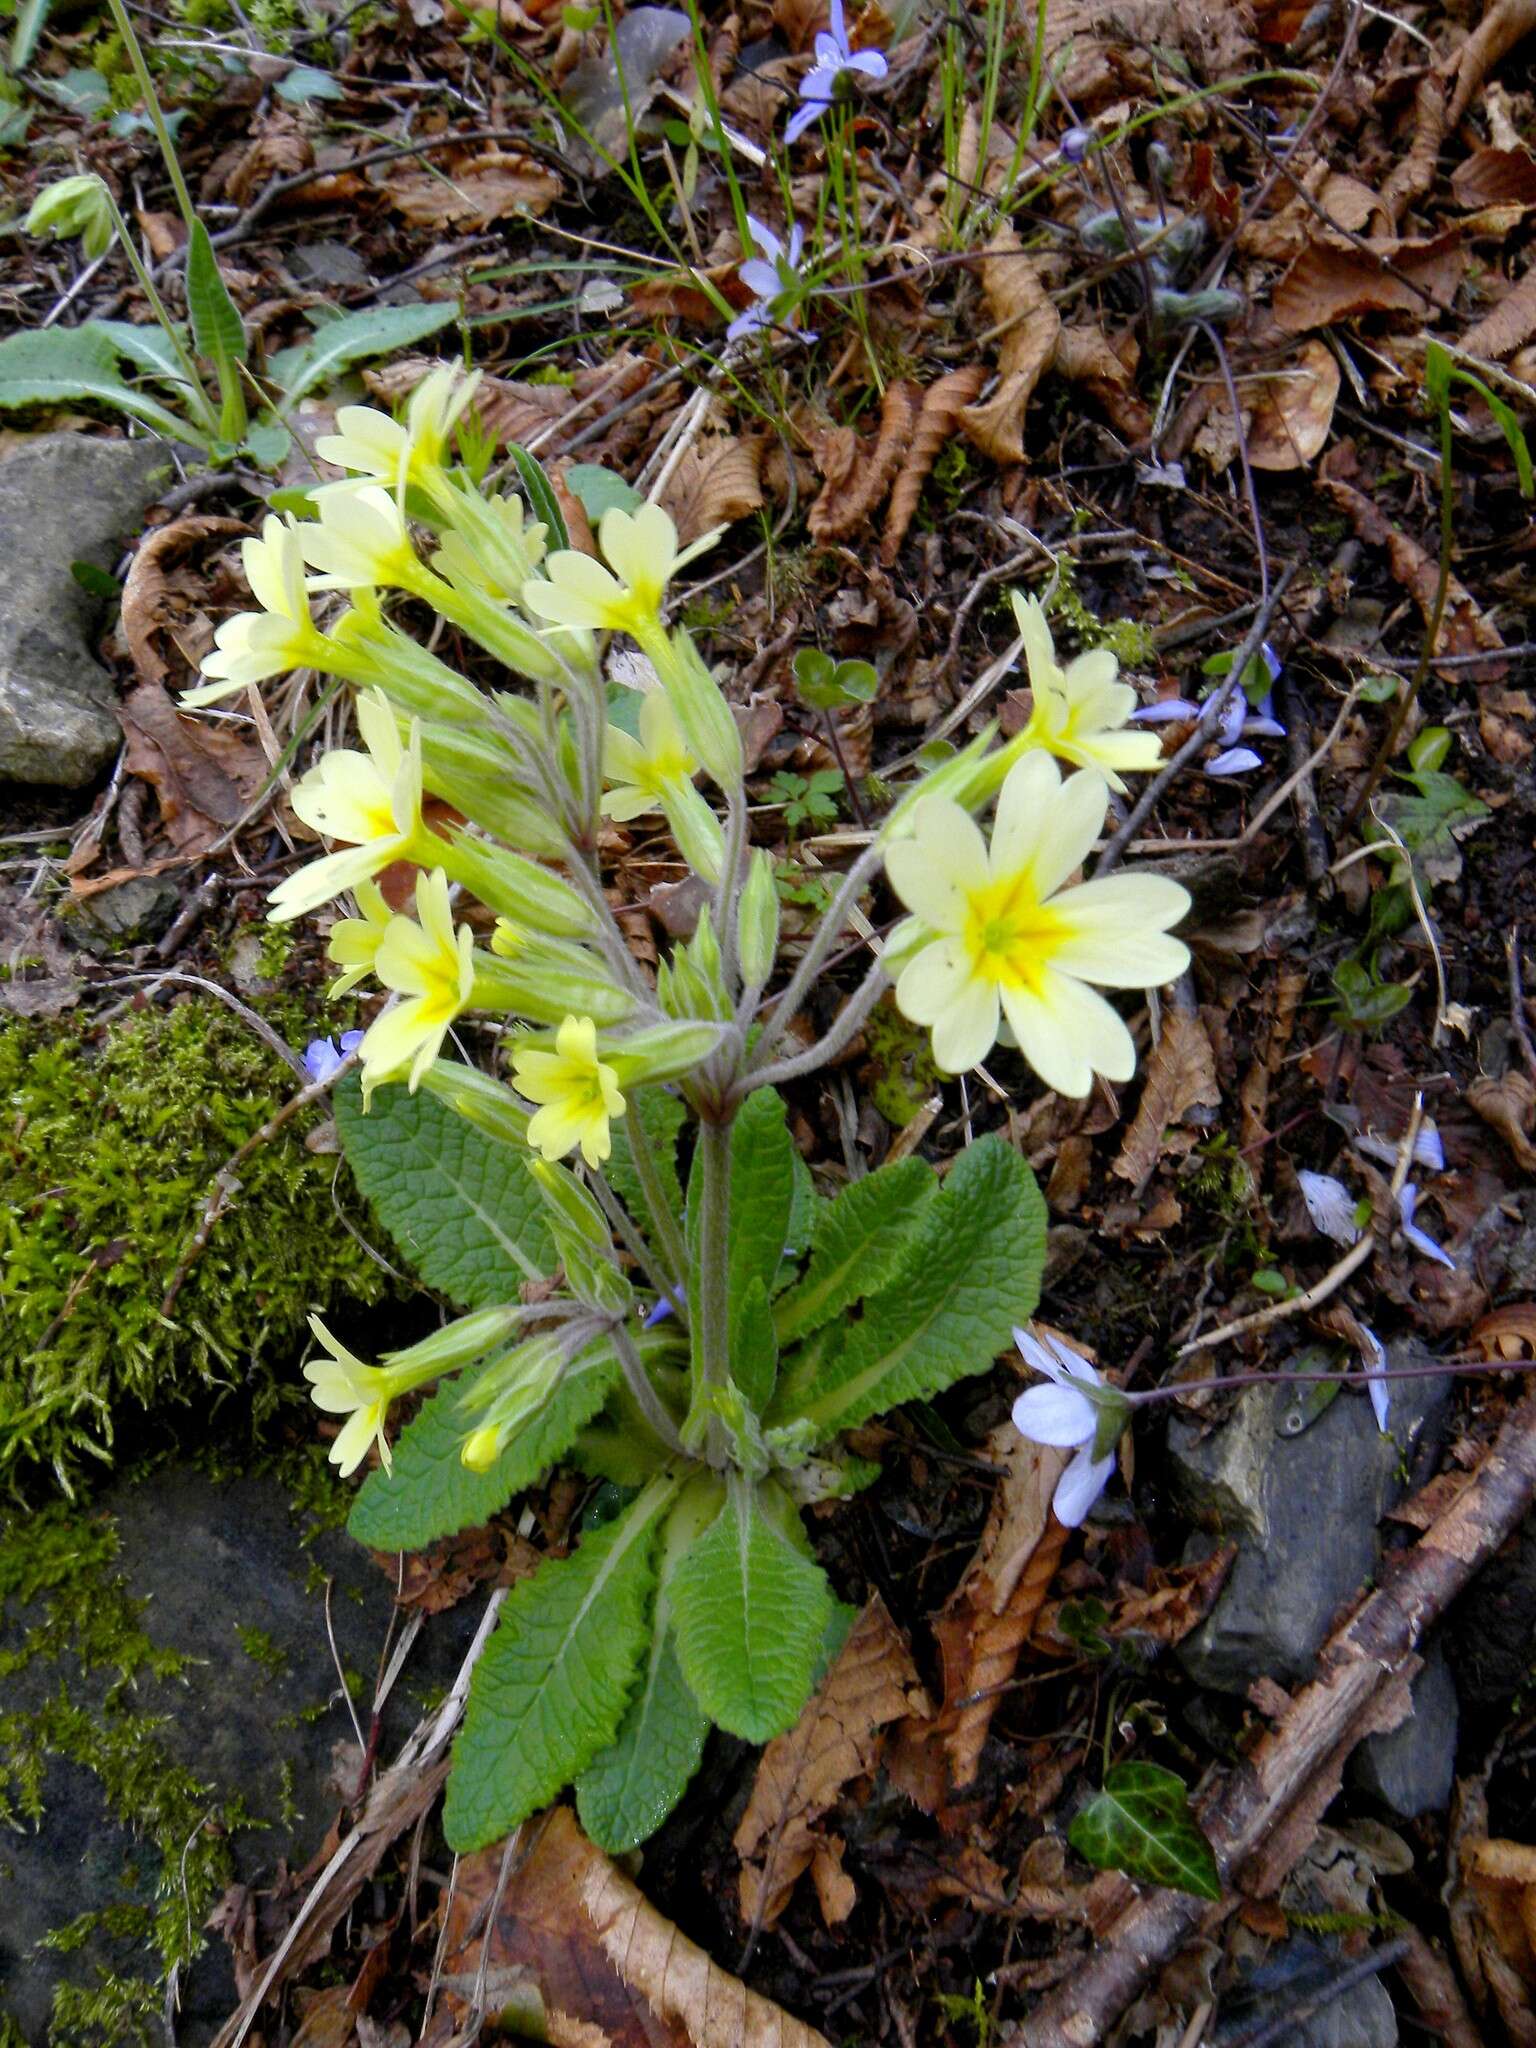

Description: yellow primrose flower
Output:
[299,484,422,592]
[1003,593,1164,794]
[184,515,332,705]
[268,690,426,922]
[326,878,393,996]
[302,1315,396,1475]
[513,1014,626,1168]
[521,503,719,642]
[602,691,698,820]
[359,868,476,1091]
[885,751,1191,1094]
[316,367,482,502]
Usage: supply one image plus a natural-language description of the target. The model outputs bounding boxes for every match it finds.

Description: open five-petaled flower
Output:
[727,216,817,343]
[303,1316,397,1475]
[513,1014,627,1167]
[784,0,887,144]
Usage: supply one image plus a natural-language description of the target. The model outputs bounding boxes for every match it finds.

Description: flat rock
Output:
[1352,1634,1458,1820]
[1167,1346,1451,1695]
[0,1459,477,2044]
[0,435,173,787]
[1214,1937,1398,2047]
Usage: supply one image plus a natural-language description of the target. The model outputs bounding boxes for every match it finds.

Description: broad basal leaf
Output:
[774,1136,1045,1441]
[93,319,196,390]
[731,1276,778,1414]
[347,1341,621,1552]
[268,301,460,408]
[444,1481,674,1851]
[688,1084,796,1312]
[1068,1762,1221,1900]
[0,326,188,439]
[575,1618,708,1853]
[668,1478,835,1743]
[775,1156,939,1344]
[336,1074,552,1307]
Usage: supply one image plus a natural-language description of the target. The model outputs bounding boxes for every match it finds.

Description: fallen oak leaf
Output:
[1273,231,1463,334]
[734,1594,928,1930]
[879,365,986,564]
[443,1806,832,2046]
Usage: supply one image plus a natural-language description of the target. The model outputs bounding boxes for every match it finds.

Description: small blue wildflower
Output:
[1355,1121,1445,1173]
[1132,685,1286,778]
[727,217,817,344]
[643,1285,686,1329]
[1399,1184,1456,1270]
[1059,125,1093,164]
[1359,1325,1390,1432]
[784,0,888,145]
[303,1029,365,1086]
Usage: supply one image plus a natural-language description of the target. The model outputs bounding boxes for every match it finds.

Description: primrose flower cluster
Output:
[190,364,1192,1486]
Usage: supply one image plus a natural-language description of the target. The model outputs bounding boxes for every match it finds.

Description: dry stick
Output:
[1095,563,1300,878]
[1006,1377,1536,2046]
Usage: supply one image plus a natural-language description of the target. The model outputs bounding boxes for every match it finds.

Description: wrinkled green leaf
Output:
[575,1621,707,1852]
[1069,1763,1221,1899]
[668,1478,836,1742]
[347,1340,621,1551]
[92,318,195,390]
[731,1277,778,1414]
[775,1156,939,1345]
[267,301,459,408]
[0,326,189,439]
[774,1136,1045,1440]
[444,1483,672,1850]
[509,443,570,550]
[276,64,344,102]
[336,1073,552,1306]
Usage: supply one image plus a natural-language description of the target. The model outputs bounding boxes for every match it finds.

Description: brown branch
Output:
[1006,1383,1536,2045]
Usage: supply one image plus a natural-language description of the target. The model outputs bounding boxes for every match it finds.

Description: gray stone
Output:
[0,434,173,787]
[1352,1635,1458,1819]
[1168,1349,1451,1695]
[287,240,370,290]
[64,872,183,952]
[0,1461,477,2044]
[1216,1939,1398,2048]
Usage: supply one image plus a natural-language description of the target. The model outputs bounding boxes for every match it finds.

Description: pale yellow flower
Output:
[316,367,482,501]
[885,751,1191,1093]
[299,485,421,592]
[302,1315,395,1475]
[326,878,393,996]
[602,691,698,820]
[185,515,331,704]
[1002,593,1164,793]
[268,691,425,921]
[512,1014,626,1168]
[521,503,718,641]
[358,868,476,1091]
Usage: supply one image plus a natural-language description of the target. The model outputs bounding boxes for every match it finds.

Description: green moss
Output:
[1048,566,1159,670]
[0,999,387,1491]
[861,995,941,1128]
[237,1624,291,1677]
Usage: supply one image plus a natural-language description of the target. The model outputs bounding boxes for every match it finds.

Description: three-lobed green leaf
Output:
[773,1135,1045,1439]
[346,1342,621,1552]
[336,1075,552,1307]
[443,1485,672,1851]
[1068,1762,1222,1900]
[774,1155,939,1345]
[667,1479,836,1743]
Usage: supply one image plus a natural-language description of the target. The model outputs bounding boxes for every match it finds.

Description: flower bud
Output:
[419,1059,532,1148]
[603,1019,726,1087]
[661,780,726,883]
[736,849,779,989]
[652,629,743,791]
[27,174,115,261]
[1059,125,1092,164]
[382,1303,524,1379]
[472,950,635,1029]
[439,830,593,938]
[527,1157,609,1251]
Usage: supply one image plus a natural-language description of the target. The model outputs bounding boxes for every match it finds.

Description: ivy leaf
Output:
[1068,1763,1221,1900]
[347,1342,622,1552]
[575,1620,708,1853]
[336,1074,552,1308]
[668,1479,836,1743]
[774,1156,939,1345]
[773,1136,1045,1440]
[443,1485,671,1852]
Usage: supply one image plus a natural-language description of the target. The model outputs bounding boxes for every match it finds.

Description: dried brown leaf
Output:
[807,379,921,541]
[959,235,1060,464]
[879,366,987,564]
[1051,322,1150,441]
[121,514,245,686]
[659,434,763,546]
[1324,476,1506,666]
[1272,232,1464,333]
[444,1807,831,2046]
[118,682,268,856]
[388,150,561,230]
[1380,75,1447,228]
[1038,1549,1234,1655]
[1227,339,1340,473]
[736,1596,926,1930]
[1452,146,1536,211]
[1446,0,1536,128]
[1111,1007,1221,1187]
[1470,1303,1536,1361]
[1462,267,1536,360]
[1469,1071,1536,1171]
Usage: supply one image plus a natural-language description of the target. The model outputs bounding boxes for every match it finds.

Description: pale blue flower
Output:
[303,1029,365,1085]
[784,0,888,145]
[1399,1183,1456,1270]
[1011,1326,1125,1526]
[1355,1122,1445,1173]
[1297,1169,1360,1246]
[1133,680,1285,779]
[726,217,817,343]
[1359,1324,1390,1432]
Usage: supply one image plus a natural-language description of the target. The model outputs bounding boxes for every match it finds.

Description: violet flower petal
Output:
[1298,1168,1360,1246]
[1053,1445,1115,1526]
[1207,746,1263,777]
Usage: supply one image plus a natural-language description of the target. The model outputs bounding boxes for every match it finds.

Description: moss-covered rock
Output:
[0,999,388,1489]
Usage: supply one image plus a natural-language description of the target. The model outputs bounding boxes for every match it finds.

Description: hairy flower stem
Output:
[739,958,890,1100]
[610,1321,686,1455]
[716,787,748,989]
[624,1101,691,1289]
[749,838,888,1071]
[688,1114,734,1457]
[97,192,217,434]
[588,1171,687,1328]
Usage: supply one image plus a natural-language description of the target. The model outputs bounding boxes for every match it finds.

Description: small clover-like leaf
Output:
[1068,1763,1221,1899]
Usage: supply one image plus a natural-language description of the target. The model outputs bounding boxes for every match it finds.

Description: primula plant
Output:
[194,366,1193,1856]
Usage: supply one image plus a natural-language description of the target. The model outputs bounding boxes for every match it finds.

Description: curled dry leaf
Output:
[1197,340,1340,474]
[1452,1828,1536,2045]
[734,1595,929,1930]
[1468,1072,1536,1171]
[807,379,921,542]
[959,233,1060,465]
[1380,75,1447,229]
[1273,232,1464,334]
[1469,1303,1536,1361]
[388,149,562,230]
[121,515,246,687]
[659,434,764,546]
[1324,476,1506,668]
[1451,146,1536,211]
[441,1806,831,2047]
[1462,267,1536,361]
[879,366,987,565]
[1111,1006,1221,1189]
[1051,322,1150,442]
[1446,0,1536,128]
[117,682,269,858]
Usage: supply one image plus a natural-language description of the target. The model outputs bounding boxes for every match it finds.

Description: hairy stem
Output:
[749,838,887,1070]
[624,1100,691,1289]
[588,1170,687,1328]
[610,1320,685,1455]
[739,957,890,1100]
[715,785,748,993]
